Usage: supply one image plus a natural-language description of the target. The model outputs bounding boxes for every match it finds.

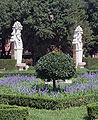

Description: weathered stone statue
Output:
[11,21,23,64]
[73,26,86,68]
[10,21,29,70]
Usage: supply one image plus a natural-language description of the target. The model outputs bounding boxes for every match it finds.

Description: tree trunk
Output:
[53,79,56,91]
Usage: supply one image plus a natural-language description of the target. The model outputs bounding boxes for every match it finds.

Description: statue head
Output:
[75,25,83,34]
[73,26,83,44]
[11,21,23,42]
[12,21,23,30]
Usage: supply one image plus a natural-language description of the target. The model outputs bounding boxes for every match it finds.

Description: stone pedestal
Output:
[16,63,29,71]
[10,21,29,71]
[73,44,86,68]
[78,62,86,68]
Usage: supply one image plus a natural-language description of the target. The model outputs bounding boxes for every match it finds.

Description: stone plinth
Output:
[16,63,29,71]
[78,62,86,68]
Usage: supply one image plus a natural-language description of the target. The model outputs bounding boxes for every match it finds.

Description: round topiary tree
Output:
[36,52,76,91]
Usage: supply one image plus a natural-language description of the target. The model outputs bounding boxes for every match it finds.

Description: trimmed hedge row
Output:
[0,59,17,70]
[0,70,37,77]
[84,58,98,70]
[87,70,98,73]
[0,93,98,110]
[74,68,88,77]
[0,104,29,120]
[87,102,98,120]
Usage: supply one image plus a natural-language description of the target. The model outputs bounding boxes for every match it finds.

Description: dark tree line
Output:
[0,0,97,64]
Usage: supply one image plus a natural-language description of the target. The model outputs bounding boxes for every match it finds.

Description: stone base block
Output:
[16,63,29,71]
[77,62,86,68]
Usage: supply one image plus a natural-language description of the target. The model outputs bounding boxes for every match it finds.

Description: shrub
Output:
[87,102,98,120]
[84,58,98,70]
[87,70,98,73]
[27,66,35,71]
[0,93,97,110]
[0,70,37,77]
[74,68,88,77]
[0,59,17,70]
[0,104,29,120]
[36,52,76,90]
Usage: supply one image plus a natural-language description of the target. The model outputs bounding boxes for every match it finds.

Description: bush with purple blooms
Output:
[0,72,98,98]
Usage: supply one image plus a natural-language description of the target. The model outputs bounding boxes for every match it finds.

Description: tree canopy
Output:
[0,0,97,62]
[83,0,98,55]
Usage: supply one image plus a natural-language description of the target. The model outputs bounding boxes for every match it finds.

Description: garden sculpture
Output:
[11,21,23,64]
[73,26,86,68]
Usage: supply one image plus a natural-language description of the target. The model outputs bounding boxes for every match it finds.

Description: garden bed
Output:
[0,104,29,120]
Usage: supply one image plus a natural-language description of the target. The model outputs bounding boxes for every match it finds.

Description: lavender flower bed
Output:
[0,73,98,98]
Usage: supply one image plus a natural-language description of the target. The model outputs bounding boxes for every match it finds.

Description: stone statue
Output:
[11,21,23,64]
[73,26,86,68]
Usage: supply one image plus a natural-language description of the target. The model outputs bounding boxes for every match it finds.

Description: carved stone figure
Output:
[73,26,86,68]
[10,21,23,64]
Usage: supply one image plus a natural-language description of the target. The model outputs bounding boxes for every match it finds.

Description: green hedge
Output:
[0,104,29,120]
[87,102,98,120]
[0,70,37,77]
[84,58,98,70]
[0,59,17,70]
[87,70,98,73]
[74,68,88,77]
[0,93,97,110]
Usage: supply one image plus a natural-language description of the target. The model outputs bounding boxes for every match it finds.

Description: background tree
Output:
[22,0,93,63]
[0,0,95,62]
[83,0,98,56]
[0,0,22,58]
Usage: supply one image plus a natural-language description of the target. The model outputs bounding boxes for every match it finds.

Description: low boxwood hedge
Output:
[0,70,37,77]
[0,93,97,110]
[0,59,17,71]
[0,104,29,120]
[74,68,88,77]
[87,102,98,120]
[84,58,98,70]
[87,70,98,73]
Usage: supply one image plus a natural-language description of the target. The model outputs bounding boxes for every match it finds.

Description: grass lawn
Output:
[28,106,90,120]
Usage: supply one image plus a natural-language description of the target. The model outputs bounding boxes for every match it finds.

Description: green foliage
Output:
[0,93,97,110]
[87,102,98,120]
[84,58,98,70]
[74,68,88,78]
[0,0,94,60]
[0,104,29,120]
[87,70,98,73]
[0,70,37,77]
[84,0,98,55]
[27,66,35,70]
[0,59,16,70]
[36,52,76,80]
